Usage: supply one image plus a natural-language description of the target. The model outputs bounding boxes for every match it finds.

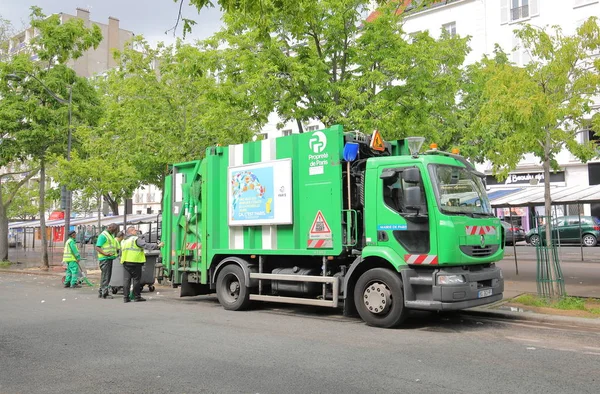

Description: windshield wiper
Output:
[471,212,495,217]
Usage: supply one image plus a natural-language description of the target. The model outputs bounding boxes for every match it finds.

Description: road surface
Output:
[0,272,598,394]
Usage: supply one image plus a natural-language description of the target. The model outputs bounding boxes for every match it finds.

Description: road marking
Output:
[505,336,541,342]
[583,346,600,351]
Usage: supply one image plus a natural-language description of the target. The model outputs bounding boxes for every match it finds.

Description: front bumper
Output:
[401,264,504,311]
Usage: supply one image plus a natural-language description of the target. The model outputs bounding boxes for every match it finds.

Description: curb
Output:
[461,307,600,328]
[0,269,101,279]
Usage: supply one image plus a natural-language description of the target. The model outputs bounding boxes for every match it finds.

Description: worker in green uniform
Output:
[120,226,163,303]
[95,223,119,299]
[63,230,82,288]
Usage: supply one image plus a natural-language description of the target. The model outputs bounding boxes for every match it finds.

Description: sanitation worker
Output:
[120,226,163,303]
[63,230,82,288]
[95,223,119,299]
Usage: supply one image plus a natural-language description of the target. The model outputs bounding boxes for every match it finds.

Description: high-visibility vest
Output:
[63,238,77,262]
[98,230,118,260]
[120,236,145,264]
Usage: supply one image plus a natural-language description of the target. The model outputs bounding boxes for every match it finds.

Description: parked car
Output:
[76,231,98,244]
[501,221,526,246]
[526,215,600,247]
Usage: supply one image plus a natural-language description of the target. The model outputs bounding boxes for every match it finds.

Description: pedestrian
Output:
[115,231,125,254]
[120,226,163,303]
[95,223,119,299]
[63,230,82,288]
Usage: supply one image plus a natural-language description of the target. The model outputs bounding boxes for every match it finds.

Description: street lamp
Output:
[5,72,74,240]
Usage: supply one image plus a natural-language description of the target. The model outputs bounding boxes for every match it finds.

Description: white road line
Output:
[505,336,542,342]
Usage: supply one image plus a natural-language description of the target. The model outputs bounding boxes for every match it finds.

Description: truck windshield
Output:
[429,165,493,216]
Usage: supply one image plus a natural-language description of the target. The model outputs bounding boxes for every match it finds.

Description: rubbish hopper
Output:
[141,251,159,292]
[109,257,124,294]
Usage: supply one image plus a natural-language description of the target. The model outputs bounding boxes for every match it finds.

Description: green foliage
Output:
[0,15,14,61]
[0,260,12,268]
[97,36,259,193]
[514,294,599,314]
[462,18,600,178]
[200,0,469,143]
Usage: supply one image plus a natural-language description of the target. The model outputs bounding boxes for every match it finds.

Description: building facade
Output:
[7,8,134,78]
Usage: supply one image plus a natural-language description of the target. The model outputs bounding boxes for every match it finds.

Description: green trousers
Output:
[64,261,79,286]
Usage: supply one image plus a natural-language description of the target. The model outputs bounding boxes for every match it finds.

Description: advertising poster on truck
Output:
[228,159,293,226]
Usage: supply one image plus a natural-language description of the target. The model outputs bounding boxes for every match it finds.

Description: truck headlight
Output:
[437,275,466,285]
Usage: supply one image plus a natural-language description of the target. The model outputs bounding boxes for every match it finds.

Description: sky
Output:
[1,0,224,45]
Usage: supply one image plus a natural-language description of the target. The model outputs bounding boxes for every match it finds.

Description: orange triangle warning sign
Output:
[370,130,385,152]
[309,210,332,239]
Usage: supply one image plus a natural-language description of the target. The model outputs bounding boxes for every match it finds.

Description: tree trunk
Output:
[97,192,102,239]
[39,160,49,269]
[0,200,8,261]
[296,119,304,134]
[543,139,560,298]
[103,194,119,215]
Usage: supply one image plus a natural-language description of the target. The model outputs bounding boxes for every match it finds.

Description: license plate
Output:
[478,289,493,298]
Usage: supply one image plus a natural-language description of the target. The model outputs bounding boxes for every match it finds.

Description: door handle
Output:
[377,231,388,242]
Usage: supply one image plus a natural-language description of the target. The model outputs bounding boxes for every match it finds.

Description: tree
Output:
[0,7,102,267]
[463,18,600,296]
[198,1,469,142]
[96,36,258,202]
[0,15,14,61]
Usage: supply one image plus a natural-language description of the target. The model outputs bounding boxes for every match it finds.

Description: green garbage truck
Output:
[160,125,504,327]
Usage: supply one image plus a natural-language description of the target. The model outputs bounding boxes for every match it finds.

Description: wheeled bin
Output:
[141,251,159,292]
[109,257,124,294]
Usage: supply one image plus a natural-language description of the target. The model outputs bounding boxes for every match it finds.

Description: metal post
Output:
[510,208,518,275]
[578,203,583,262]
[322,256,327,300]
[258,256,264,295]
[63,85,73,240]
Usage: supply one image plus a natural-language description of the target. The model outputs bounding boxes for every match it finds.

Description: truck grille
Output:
[459,245,499,257]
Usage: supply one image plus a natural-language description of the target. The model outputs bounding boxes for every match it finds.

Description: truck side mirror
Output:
[402,168,420,184]
[404,186,422,211]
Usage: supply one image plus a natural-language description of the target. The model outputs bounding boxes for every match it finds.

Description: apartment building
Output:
[7,7,134,78]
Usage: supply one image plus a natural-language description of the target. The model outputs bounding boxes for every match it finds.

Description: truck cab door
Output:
[373,165,434,260]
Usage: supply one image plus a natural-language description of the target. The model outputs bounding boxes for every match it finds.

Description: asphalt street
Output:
[0,272,599,394]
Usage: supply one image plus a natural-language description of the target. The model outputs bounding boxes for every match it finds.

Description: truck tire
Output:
[354,268,407,328]
[216,264,251,311]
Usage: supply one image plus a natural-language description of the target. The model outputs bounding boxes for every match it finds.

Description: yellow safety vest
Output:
[98,230,118,260]
[63,238,78,262]
[121,236,145,264]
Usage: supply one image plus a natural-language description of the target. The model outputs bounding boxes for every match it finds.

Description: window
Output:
[282,129,292,137]
[501,0,538,24]
[442,22,456,37]
[512,35,531,66]
[305,125,319,132]
[511,0,529,21]
[429,165,493,216]
[259,133,268,140]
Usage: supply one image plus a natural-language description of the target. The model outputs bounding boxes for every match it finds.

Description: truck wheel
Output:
[354,268,407,328]
[216,264,250,311]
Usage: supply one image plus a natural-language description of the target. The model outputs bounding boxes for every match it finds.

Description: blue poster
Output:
[230,166,275,221]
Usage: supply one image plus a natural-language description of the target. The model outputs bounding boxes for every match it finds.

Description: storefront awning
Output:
[8,213,160,230]
[490,184,600,208]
